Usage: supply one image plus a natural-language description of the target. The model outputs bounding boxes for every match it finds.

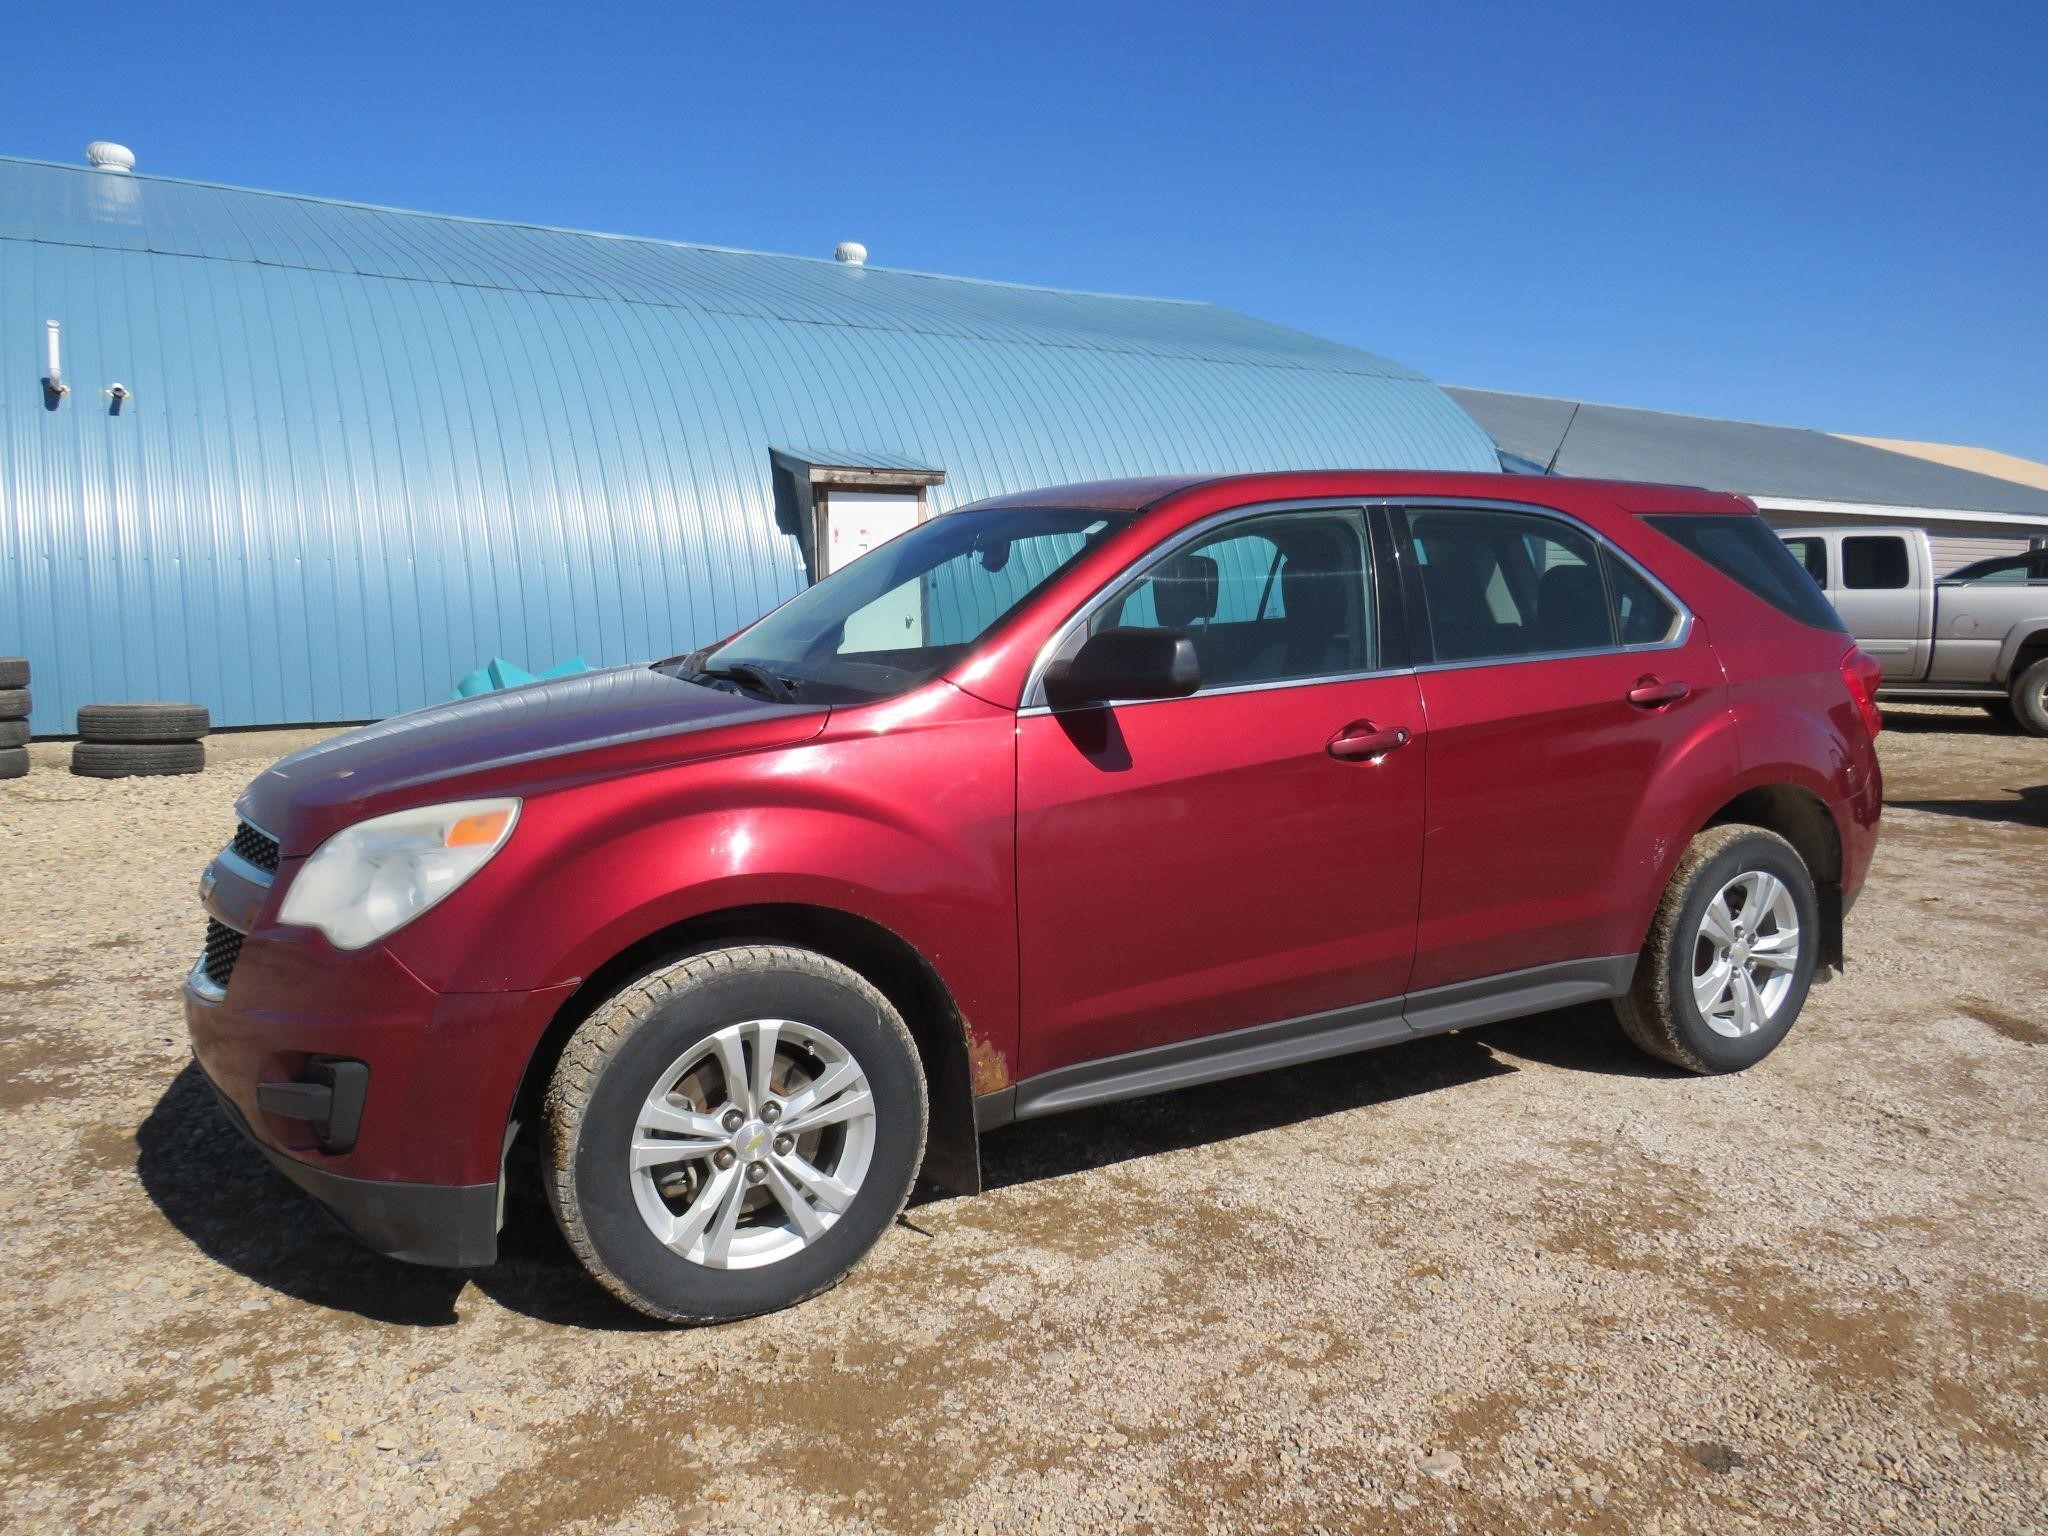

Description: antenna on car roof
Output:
[1542,402,1580,476]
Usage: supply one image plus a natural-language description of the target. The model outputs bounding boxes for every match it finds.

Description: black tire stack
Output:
[72,702,210,778]
[0,658,28,780]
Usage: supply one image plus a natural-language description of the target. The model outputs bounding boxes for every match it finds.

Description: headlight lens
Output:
[279,798,520,950]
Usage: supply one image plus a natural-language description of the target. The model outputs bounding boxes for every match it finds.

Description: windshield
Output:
[704,506,1134,702]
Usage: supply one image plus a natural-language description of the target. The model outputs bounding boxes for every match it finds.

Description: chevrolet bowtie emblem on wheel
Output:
[198,868,217,903]
[741,1128,767,1158]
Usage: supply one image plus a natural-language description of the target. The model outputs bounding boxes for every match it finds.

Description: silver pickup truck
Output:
[1775,525,2048,736]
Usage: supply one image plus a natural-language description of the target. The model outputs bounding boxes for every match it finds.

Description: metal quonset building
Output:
[0,152,1499,735]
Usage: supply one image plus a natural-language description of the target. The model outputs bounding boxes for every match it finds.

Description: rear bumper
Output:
[201,1070,499,1267]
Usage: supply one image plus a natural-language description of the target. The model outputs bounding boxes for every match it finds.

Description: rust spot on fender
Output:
[968,1035,1011,1094]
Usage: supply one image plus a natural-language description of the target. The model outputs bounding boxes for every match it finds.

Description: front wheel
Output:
[1615,825,1821,1073]
[544,945,927,1323]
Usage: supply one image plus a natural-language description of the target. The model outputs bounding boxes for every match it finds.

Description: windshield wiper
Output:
[659,651,798,704]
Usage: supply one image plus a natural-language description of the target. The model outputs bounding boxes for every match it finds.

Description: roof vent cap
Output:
[86,141,135,174]
[834,241,867,266]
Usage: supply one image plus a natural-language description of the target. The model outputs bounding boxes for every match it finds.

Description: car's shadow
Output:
[1878,706,2012,735]
[1888,786,2048,829]
[136,1002,1655,1329]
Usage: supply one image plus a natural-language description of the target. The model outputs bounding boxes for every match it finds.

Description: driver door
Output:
[1014,506,1426,1078]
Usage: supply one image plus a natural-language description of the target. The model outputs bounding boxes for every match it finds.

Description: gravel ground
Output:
[0,707,2043,1535]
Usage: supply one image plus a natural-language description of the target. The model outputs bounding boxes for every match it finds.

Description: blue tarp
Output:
[451,656,592,698]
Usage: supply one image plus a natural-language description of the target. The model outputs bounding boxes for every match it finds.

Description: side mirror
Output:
[1044,626,1201,708]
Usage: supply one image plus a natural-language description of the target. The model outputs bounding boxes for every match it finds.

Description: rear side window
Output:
[1644,514,1845,632]
[1782,536,1830,587]
[1405,507,1615,661]
[1842,535,1910,590]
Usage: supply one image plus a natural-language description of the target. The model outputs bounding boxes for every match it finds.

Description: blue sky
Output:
[7,2,2043,459]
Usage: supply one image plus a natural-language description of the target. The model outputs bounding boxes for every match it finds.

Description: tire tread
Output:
[542,943,922,1323]
[1615,824,1805,1074]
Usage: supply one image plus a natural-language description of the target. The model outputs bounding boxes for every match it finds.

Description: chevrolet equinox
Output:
[186,472,1884,1321]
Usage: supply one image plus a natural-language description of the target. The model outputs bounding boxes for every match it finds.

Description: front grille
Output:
[231,821,280,874]
[202,919,245,991]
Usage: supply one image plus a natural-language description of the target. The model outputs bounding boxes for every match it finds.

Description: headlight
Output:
[279,798,520,950]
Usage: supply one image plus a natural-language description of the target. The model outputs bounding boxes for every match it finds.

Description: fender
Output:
[381,682,1022,1082]
[1994,620,2048,681]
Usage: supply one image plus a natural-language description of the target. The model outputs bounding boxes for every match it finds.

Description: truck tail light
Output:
[1841,647,1884,738]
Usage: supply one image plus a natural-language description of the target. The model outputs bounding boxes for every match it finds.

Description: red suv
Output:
[186,473,1883,1321]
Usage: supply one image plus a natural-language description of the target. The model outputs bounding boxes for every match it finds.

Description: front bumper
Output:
[201,1070,499,1267]
[184,918,576,1269]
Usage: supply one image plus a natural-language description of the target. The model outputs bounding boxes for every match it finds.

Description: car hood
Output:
[238,665,826,855]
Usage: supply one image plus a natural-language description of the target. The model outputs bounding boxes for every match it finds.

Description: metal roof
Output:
[0,155,1497,732]
[1447,387,2048,519]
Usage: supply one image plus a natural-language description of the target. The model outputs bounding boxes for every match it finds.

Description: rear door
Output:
[1014,505,1425,1077]
[1394,502,1735,992]
[1832,532,1931,679]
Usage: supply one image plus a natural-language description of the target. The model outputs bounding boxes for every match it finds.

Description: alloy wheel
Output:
[1692,870,1802,1038]
[629,1019,877,1269]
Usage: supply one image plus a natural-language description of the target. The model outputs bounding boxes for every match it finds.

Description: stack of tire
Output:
[72,702,210,778]
[0,658,28,780]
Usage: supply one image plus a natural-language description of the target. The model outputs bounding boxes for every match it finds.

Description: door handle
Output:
[1327,723,1411,762]
[1627,678,1690,708]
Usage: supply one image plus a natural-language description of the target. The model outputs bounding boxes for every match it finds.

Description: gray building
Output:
[1449,387,2048,573]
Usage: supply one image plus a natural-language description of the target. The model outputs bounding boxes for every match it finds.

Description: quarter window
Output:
[1404,507,1615,662]
[1604,552,1681,646]
[1842,535,1910,590]
[1091,509,1374,688]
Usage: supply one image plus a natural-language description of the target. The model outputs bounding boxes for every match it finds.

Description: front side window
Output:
[1782,536,1831,588]
[1404,507,1615,662]
[709,506,1133,702]
[1842,536,1910,590]
[1090,508,1374,688]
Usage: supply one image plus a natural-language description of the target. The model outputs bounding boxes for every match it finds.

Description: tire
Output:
[1615,825,1821,1074]
[0,747,25,780]
[0,721,27,749]
[545,944,928,1323]
[0,688,27,718]
[75,701,210,743]
[0,658,25,689]
[2009,657,2048,738]
[70,740,206,778]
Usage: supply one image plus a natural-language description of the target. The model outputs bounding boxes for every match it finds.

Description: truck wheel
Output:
[544,945,927,1323]
[2009,657,2048,738]
[1615,825,1820,1074]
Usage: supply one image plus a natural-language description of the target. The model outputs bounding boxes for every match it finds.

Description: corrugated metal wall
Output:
[0,158,1498,733]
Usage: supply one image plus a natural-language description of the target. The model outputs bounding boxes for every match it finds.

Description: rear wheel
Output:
[1616,825,1820,1073]
[544,945,926,1323]
[2009,657,2048,738]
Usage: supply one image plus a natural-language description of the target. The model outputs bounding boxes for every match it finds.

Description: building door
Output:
[822,489,926,650]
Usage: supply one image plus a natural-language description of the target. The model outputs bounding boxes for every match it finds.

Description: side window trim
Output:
[1020,499,1396,711]
[1385,497,1694,671]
